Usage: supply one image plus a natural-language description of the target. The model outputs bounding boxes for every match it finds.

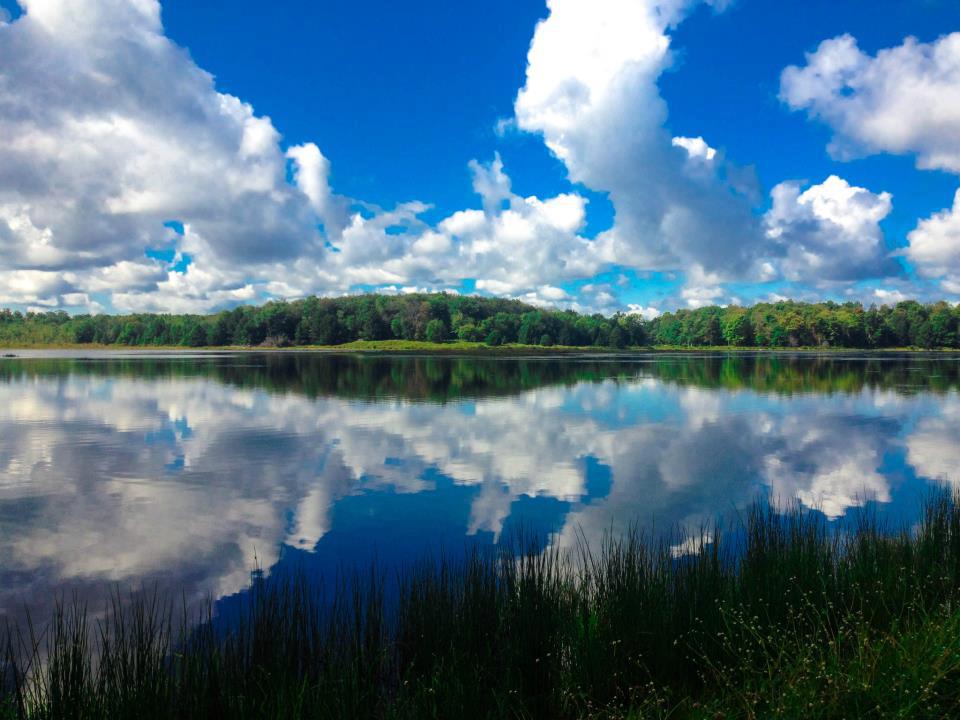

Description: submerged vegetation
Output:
[3,293,960,349]
[6,494,960,718]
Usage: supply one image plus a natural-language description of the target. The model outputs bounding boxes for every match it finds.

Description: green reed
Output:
[5,493,960,718]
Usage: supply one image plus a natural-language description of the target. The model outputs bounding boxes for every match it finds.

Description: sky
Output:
[0,0,959,316]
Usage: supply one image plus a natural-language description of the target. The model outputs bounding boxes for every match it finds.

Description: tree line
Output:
[0,293,959,349]
[650,299,960,348]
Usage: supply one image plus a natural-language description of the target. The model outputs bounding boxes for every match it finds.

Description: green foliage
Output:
[424,318,448,343]
[650,299,960,348]
[1,296,959,349]
[7,493,960,718]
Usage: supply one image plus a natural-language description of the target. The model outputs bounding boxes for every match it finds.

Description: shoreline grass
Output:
[6,494,960,718]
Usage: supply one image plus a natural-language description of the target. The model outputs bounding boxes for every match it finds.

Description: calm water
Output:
[1,350,959,622]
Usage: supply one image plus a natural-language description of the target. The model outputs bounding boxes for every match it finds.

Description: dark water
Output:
[1,350,959,622]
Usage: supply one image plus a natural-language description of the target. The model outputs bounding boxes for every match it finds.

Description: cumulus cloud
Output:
[906,190,960,289]
[0,0,329,309]
[514,0,765,278]
[0,1,605,311]
[869,287,910,305]
[781,33,960,172]
[764,175,896,282]
[676,264,731,308]
[627,304,662,320]
[781,31,960,299]
[317,154,601,297]
[0,0,930,315]
[681,284,726,309]
[672,136,717,163]
[509,0,902,302]
[287,143,348,237]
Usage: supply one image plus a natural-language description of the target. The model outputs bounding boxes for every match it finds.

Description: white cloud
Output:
[764,175,895,282]
[21,0,647,309]
[514,0,764,278]
[681,283,725,309]
[1,1,605,311]
[871,287,909,305]
[0,0,934,315]
[781,32,960,300]
[781,33,960,172]
[80,260,169,294]
[520,285,571,306]
[906,190,960,293]
[0,0,329,310]
[317,156,601,297]
[0,269,73,306]
[672,136,717,163]
[627,304,661,320]
[676,264,729,309]
[470,152,513,215]
[287,143,347,237]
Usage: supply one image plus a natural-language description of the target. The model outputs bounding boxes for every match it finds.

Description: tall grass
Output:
[5,494,960,718]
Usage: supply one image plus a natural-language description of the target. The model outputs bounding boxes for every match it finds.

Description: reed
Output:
[5,493,960,718]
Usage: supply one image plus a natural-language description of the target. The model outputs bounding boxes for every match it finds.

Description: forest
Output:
[1,293,960,349]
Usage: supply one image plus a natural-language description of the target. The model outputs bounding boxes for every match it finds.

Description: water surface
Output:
[1,351,958,622]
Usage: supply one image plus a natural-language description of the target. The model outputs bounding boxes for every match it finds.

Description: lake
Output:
[1,350,958,624]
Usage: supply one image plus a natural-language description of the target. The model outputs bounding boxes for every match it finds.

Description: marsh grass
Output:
[6,494,960,718]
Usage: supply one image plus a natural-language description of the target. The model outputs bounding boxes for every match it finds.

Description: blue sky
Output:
[0,0,959,315]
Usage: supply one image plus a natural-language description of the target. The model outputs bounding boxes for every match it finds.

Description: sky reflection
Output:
[0,352,958,622]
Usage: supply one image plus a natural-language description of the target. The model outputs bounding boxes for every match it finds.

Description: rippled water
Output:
[1,350,958,622]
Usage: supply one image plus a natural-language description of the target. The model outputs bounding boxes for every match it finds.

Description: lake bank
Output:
[5,493,960,719]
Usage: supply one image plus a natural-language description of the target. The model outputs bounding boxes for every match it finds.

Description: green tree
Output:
[456,323,481,342]
[185,322,208,347]
[425,319,448,343]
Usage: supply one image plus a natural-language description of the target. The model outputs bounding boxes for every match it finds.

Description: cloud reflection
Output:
[0,356,957,622]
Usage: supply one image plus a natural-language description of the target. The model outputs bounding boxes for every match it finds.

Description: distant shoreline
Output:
[1,340,958,355]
